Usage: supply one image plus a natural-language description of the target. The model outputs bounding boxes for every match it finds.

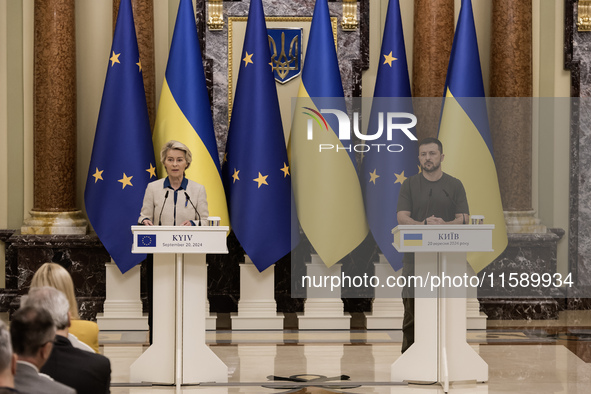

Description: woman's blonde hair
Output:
[30,263,80,319]
[160,140,192,170]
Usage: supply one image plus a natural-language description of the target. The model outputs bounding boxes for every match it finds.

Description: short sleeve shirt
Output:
[397,172,469,222]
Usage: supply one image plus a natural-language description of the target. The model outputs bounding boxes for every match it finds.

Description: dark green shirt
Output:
[397,172,470,268]
[397,172,469,222]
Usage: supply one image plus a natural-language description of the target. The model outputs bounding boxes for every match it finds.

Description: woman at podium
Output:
[138,140,209,226]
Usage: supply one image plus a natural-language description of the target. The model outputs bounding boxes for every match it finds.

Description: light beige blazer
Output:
[138,177,209,225]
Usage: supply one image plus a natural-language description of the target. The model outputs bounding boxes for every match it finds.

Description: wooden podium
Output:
[129,225,228,386]
[391,225,493,392]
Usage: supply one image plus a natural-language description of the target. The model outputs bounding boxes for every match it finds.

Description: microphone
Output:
[158,190,169,226]
[443,189,464,224]
[184,192,201,226]
[424,188,432,223]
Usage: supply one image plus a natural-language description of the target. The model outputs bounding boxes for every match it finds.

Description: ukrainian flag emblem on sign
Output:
[403,233,423,247]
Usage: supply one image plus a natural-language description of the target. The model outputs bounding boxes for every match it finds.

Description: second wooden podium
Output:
[129,225,228,386]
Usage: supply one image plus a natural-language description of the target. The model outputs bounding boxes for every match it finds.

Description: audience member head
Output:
[31,263,79,319]
[0,320,16,387]
[10,306,55,368]
[24,287,70,332]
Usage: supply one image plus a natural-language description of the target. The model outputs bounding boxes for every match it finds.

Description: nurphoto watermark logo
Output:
[303,107,417,153]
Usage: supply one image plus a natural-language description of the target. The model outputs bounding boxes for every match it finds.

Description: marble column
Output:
[113,0,156,130]
[490,0,544,233]
[411,0,454,141]
[566,0,591,306]
[21,0,86,235]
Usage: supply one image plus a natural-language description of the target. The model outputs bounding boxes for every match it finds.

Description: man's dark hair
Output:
[10,306,55,358]
[418,137,443,154]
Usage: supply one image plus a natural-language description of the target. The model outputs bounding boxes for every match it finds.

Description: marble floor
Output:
[102,311,591,393]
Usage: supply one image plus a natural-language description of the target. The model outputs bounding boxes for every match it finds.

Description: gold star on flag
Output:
[118,173,133,189]
[136,59,142,72]
[280,163,290,177]
[418,165,422,174]
[394,170,407,184]
[383,51,397,67]
[110,51,121,66]
[146,163,156,178]
[243,52,253,67]
[369,169,380,184]
[223,153,228,163]
[232,168,240,183]
[92,168,104,183]
[253,172,268,188]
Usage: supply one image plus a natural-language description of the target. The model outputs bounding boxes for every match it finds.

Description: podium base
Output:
[364,313,403,330]
[206,313,217,331]
[231,312,284,330]
[297,312,351,330]
[467,312,488,330]
[96,313,149,331]
[129,253,228,385]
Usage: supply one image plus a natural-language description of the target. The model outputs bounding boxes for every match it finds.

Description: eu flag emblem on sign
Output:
[268,28,302,84]
[139,234,156,247]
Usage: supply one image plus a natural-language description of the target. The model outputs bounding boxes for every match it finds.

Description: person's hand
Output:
[425,215,445,225]
[142,219,154,226]
[181,220,193,226]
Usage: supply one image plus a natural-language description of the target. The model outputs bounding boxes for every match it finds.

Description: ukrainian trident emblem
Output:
[268,28,302,84]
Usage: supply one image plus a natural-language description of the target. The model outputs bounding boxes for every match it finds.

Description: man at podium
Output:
[396,137,469,353]
[139,140,209,226]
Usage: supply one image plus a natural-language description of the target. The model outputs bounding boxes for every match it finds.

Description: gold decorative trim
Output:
[208,0,224,31]
[227,16,338,123]
[342,0,358,31]
[578,1,591,31]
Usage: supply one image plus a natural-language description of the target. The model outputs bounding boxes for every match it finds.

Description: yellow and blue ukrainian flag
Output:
[152,0,228,227]
[438,0,508,272]
[289,0,368,267]
[222,0,299,272]
[362,0,418,271]
[84,0,157,274]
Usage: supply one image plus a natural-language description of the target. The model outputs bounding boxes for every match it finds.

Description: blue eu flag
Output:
[361,0,418,270]
[222,0,299,272]
[84,0,157,273]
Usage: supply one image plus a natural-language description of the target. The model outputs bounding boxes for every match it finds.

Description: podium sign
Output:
[392,224,494,253]
[131,225,228,254]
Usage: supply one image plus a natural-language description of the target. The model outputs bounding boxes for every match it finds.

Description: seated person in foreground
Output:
[10,306,76,394]
[23,286,111,394]
[0,320,17,394]
[30,262,99,353]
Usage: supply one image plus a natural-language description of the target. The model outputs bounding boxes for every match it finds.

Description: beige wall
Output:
[0,0,572,277]
[0,0,33,288]
[0,0,7,288]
